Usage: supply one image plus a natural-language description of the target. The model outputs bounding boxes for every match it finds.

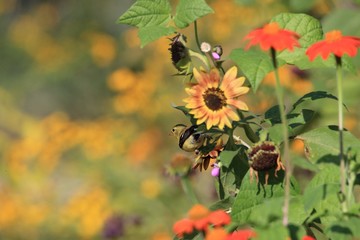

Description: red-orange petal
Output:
[208,210,231,227]
[173,219,194,237]
[227,229,257,240]
[306,32,360,61]
[188,204,210,220]
[206,228,229,240]
[244,22,300,52]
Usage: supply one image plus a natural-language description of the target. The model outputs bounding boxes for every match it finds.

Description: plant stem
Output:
[192,21,211,70]
[181,176,199,204]
[336,56,347,212]
[270,48,291,226]
[194,21,202,53]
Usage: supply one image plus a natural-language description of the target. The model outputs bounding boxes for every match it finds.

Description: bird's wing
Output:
[179,125,197,149]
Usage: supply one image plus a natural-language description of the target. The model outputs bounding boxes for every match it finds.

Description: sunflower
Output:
[183,67,249,130]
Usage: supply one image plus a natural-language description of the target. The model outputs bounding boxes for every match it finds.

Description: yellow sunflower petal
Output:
[197,115,208,126]
[224,66,238,81]
[209,69,221,88]
[221,75,247,95]
[218,117,225,130]
[226,86,250,99]
[224,115,232,128]
[185,100,204,109]
[218,108,232,128]
[190,107,207,118]
[193,68,202,83]
[205,112,214,129]
[185,88,197,96]
[225,108,240,122]
[228,99,249,111]
[206,118,213,129]
[222,66,237,86]
[235,76,246,86]
[212,113,220,127]
[225,78,247,90]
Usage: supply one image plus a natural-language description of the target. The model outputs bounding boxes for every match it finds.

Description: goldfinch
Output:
[170,124,205,152]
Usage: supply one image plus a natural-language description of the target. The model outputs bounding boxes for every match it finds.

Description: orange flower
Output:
[306,30,360,61]
[183,67,249,130]
[244,22,300,51]
[206,228,229,240]
[173,219,193,238]
[227,229,257,240]
[172,204,232,237]
[207,210,231,227]
[188,204,211,230]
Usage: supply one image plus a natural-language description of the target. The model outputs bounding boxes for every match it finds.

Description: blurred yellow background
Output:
[1,0,359,239]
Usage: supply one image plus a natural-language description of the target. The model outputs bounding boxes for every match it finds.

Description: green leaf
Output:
[326,222,355,240]
[292,156,319,172]
[262,106,315,144]
[117,0,172,28]
[325,217,360,239]
[270,13,324,69]
[256,222,289,240]
[138,26,176,47]
[303,165,342,224]
[174,0,214,29]
[297,126,360,166]
[271,13,322,49]
[249,196,309,227]
[216,147,249,199]
[229,48,273,92]
[209,196,235,211]
[310,222,329,240]
[219,149,240,168]
[231,169,300,223]
[292,91,338,110]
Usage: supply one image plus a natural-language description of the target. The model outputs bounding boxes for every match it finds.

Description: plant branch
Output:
[336,56,347,212]
[270,48,291,226]
[194,21,203,53]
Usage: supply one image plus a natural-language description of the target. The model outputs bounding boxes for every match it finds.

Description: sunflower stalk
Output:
[270,48,291,226]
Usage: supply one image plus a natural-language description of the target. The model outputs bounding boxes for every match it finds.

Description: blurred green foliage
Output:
[1,0,360,239]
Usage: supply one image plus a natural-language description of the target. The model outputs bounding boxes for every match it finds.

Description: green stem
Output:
[336,56,347,212]
[270,48,291,226]
[181,176,199,204]
[194,21,202,53]
[238,111,260,143]
[189,50,211,70]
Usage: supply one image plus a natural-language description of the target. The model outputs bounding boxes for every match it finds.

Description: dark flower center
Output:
[203,88,227,111]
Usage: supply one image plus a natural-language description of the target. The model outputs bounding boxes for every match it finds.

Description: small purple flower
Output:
[212,45,223,61]
[211,163,220,177]
[212,52,221,60]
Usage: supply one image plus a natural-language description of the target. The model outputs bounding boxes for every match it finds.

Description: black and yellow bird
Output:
[170,124,205,152]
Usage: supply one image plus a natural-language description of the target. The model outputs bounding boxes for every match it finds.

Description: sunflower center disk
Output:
[203,88,227,111]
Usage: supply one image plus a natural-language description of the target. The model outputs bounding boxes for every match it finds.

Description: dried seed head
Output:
[248,141,280,171]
